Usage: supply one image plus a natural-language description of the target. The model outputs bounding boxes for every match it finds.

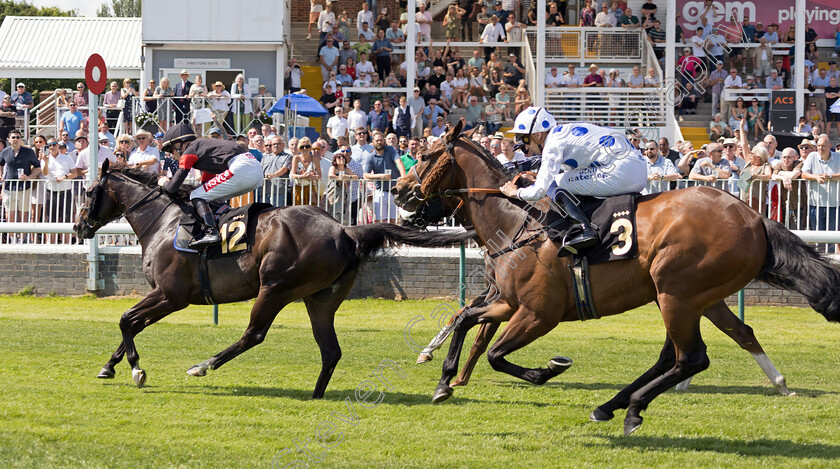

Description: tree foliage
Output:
[96,0,141,17]
[0,1,76,26]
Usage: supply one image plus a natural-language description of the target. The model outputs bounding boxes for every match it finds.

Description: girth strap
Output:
[568,256,600,321]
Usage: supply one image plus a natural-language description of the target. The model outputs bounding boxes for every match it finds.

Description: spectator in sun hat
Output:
[128,129,161,173]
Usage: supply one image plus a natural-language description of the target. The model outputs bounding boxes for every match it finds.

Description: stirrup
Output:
[561,225,598,255]
[188,231,222,249]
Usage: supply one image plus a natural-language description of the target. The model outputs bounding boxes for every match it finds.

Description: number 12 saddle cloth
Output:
[174,202,274,257]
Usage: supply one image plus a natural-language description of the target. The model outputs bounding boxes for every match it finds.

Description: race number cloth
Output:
[547,193,640,265]
[175,202,274,256]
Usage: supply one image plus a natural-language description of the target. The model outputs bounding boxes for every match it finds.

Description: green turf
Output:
[1,296,839,468]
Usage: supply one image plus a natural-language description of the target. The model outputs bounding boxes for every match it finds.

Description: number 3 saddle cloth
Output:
[546,193,640,265]
[174,202,274,256]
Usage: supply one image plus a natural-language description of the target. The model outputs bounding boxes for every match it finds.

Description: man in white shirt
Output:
[346,100,367,143]
[357,3,374,36]
[358,22,375,41]
[326,107,349,149]
[318,2,336,45]
[594,3,616,27]
[415,2,433,43]
[356,53,376,79]
[480,15,506,62]
[74,135,117,184]
[562,64,583,87]
[545,67,564,88]
[689,27,707,67]
[127,129,161,173]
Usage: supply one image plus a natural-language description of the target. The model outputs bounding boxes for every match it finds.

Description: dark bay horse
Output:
[392,122,840,434]
[74,160,472,398]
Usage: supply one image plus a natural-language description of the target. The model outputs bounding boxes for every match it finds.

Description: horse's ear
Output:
[445,120,463,144]
[101,158,110,174]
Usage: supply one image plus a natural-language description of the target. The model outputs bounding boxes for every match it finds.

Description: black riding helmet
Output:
[160,123,197,153]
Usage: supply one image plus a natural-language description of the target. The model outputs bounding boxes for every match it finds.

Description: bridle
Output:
[82,171,173,239]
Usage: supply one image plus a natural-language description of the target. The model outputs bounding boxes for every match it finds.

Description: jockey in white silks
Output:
[499,107,647,253]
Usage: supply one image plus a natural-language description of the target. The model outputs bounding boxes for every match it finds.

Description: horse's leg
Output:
[187,287,289,376]
[451,322,500,387]
[703,300,793,396]
[622,305,710,435]
[304,271,359,398]
[97,342,126,378]
[432,304,494,403]
[418,286,493,364]
[117,288,183,387]
[484,307,572,386]
[591,335,675,422]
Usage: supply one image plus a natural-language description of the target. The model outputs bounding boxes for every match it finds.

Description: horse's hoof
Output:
[432,384,453,403]
[623,414,643,436]
[675,377,692,391]
[547,356,573,374]
[97,366,115,379]
[187,364,208,377]
[132,369,146,388]
[773,377,796,396]
[590,407,614,422]
[416,352,433,364]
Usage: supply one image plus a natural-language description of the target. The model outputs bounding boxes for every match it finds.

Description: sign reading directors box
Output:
[174,58,231,69]
[770,91,796,132]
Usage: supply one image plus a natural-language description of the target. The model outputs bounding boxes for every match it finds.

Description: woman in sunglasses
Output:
[806,101,825,135]
[747,98,766,141]
[290,137,321,206]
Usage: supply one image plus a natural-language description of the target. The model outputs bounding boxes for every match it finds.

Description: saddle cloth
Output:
[545,193,640,265]
[175,202,274,256]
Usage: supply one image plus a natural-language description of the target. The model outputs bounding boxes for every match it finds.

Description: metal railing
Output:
[4,175,840,250]
[544,87,666,128]
[526,27,643,64]
[0,176,451,246]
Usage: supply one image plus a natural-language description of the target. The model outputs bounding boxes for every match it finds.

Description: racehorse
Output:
[74,160,472,398]
[392,122,840,434]
[405,190,792,396]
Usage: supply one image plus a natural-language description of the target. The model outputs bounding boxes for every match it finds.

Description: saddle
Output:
[543,194,640,265]
[174,202,274,256]
[174,201,274,305]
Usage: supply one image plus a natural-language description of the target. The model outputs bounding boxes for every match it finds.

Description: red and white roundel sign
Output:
[85,54,107,95]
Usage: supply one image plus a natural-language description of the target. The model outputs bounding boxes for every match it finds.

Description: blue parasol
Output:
[266,93,329,117]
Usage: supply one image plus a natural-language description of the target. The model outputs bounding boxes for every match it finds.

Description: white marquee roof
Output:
[0,16,142,79]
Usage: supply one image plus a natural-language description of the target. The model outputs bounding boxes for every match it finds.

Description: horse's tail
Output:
[344,224,474,266]
[757,217,840,322]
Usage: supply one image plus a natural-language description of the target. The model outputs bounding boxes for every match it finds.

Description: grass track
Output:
[1,296,840,468]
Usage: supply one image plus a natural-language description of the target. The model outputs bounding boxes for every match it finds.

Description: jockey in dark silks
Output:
[159,123,263,248]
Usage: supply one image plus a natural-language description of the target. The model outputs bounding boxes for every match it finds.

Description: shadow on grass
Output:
[596,435,840,459]
[486,380,836,397]
[140,384,550,406]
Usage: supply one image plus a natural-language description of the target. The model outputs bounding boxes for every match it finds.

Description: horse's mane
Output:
[420,135,511,195]
[107,161,196,200]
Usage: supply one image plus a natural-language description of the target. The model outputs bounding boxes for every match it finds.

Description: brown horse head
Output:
[393,121,509,218]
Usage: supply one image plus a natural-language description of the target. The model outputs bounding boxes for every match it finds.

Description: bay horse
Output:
[392,122,840,434]
[74,160,472,398]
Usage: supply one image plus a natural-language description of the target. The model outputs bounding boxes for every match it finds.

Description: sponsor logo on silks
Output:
[204,169,234,192]
[571,126,589,137]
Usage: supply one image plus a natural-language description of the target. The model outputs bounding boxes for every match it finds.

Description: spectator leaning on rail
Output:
[158,123,262,249]
[801,135,840,234]
[643,140,681,195]
[499,108,647,253]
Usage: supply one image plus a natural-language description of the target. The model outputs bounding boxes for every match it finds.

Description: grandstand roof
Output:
[0,16,142,79]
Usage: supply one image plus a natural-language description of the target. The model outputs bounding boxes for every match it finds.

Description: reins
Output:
[87,171,175,239]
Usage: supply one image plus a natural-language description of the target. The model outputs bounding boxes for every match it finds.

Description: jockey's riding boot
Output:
[189,199,222,249]
[553,190,598,254]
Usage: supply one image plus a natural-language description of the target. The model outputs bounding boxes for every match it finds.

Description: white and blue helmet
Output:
[511,106,556,135]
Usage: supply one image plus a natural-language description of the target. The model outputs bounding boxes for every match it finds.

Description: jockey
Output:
[159,123,263,249]
[499,107,647,253]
